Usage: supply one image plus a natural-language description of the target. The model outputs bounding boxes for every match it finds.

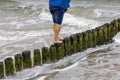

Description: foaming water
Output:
[113,32,120,44]
[5,43,116,80]
[0,0,120,80]
[94,9,120,18]
[0,29,52,41]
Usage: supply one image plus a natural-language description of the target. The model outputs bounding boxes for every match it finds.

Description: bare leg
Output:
[53,23,62,42]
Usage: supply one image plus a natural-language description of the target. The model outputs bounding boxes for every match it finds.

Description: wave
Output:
[94,9,120,18]
[113,32,120,44]
[38,8,101,27]
[0,29,52,41]
[0,8,101,41]
[0,0,18,3]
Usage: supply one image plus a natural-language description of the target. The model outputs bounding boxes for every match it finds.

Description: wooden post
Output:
[33,49,41,66]
[110,21,116,38]
[22,50,32,69]
[117,18,120,31]
[63,37,72,56]
[82,31,89,49]
[107,23,113,43]
[15,54,23,72]
[50,45,57,62]
[97,27,104,45]
[77,33,83,51]
[76,33,81,52]
[113,19,119,34]
[42,47,50,64]
[70,34,78,53]
[54,43,64,60]
[88,30,94,48]
[93,28,98,47]
[4,57,14,76]
[102,24,108,43]
[103,23,111,43]
[0,62,4,78]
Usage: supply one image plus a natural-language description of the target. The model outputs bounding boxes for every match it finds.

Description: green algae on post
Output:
[50,45,57,62]
[70,34,78,54]
[42,47,50,64]
[0,62,4,78]
[4,57,14,76]
[63,37,72,56]
[55,43,64,60]
[15,54,23,72]
[22,50,32,69]
[33,49,41,66]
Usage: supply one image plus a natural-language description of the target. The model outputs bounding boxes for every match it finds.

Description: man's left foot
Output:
[53,40,63,44]
[58,37,63,41]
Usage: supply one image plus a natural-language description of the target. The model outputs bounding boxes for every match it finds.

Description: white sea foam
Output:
[39,8,52,21]
[81,56,87,60]
[94,9,120,17]
[25,19,37,25]
[0,29,52,41]
[58,61,79,71]
[0,10,101,41]
[36,62,79,80]
[113,32,120,44]
[0,23,6,26]
[6,19,38,29]
[9,21,24,29]
[38,9,100,29]
[64,13,100,28]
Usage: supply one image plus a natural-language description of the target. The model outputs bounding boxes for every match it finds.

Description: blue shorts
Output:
[49,6,65,24]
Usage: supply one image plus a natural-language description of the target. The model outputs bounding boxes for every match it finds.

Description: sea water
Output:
[0,0,120,80]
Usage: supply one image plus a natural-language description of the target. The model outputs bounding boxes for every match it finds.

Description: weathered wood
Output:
[117,18,120,31]
[70,34,78,53]
[33,49,41,66]
[93,28,98,47]
[88,30,94,48]
[4,57,14,76]
[15,54,23,72]
[0,62,4,78]
[76,33,82,52]
[63,37,72,56]
[82,31,89,50]
[112,19,119,34]
[97,27,104,45]
[22,50,32,69]
[54,43,64,60]
[77,33,84,51]
[50,45,57,62]
[103,23,111,43]
[110,21,116,38]
[42,47,50,64]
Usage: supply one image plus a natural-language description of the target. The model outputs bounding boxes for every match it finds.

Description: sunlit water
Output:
[0,0,120,80]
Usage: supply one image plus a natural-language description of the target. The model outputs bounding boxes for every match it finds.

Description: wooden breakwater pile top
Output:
[0,19,120,79]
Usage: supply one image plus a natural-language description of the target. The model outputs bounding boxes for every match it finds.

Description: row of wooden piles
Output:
[0,19,120,79]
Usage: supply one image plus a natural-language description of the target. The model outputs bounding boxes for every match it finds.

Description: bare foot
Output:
[53,40,63,44]
[58,37,63,41]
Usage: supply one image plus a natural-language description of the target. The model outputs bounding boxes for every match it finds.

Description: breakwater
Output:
[0,18,120,79]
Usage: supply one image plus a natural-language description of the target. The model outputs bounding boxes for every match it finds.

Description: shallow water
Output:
[0,0,120,80]
[43,44,120,80]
